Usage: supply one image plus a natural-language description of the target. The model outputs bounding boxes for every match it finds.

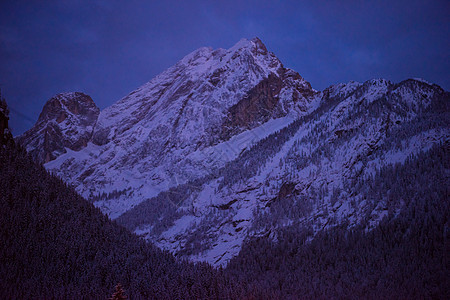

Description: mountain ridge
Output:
[4,102,448,298]
[18,37,450,266]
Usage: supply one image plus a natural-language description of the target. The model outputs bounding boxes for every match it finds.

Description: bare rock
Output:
[17,92,99,163]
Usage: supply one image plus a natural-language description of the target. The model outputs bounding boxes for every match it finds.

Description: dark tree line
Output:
[0,139,257,299]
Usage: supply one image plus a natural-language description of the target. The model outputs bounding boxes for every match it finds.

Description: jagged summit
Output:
[172,37,284,83]
[181,37,270,62]
[17,92,99,163]
[91,36,314,146]
[36,92,98,124]
[225,37,271,60]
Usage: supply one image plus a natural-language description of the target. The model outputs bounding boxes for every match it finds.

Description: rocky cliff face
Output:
[91,37,315,149]
[221,69,316,140]
[19,38,450,266]
[17,92,99,163]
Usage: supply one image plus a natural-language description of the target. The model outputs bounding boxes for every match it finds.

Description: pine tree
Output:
[109,283,127,300]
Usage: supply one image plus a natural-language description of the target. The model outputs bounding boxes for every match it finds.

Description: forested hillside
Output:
[0,138,250,299]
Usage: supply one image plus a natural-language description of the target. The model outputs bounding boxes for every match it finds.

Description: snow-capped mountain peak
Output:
[18,38,449,267]
[22,38,316,211]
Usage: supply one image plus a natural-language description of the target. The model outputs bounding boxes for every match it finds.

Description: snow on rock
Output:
[17,92,99,163]
[127,76,448,266]
[37,37,317,214]
[19,37,450,267]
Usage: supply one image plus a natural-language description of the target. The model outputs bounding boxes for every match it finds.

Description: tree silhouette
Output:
[109,283,127,300]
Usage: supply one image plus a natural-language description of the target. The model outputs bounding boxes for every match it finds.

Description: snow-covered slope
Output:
[117,78,449,265]
[19,38,449,266]
[31,38,317,217]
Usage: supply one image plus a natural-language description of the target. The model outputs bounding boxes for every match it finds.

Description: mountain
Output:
[19,38,450,266]
[4,98,450,299]
[21,37,318,217]
[4,99,448,298]
[17,92,99,163]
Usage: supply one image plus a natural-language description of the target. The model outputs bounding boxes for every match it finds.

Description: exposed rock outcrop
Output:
[17,92,99,163]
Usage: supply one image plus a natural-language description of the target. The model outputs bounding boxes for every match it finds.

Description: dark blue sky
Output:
[1,0,449,135]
